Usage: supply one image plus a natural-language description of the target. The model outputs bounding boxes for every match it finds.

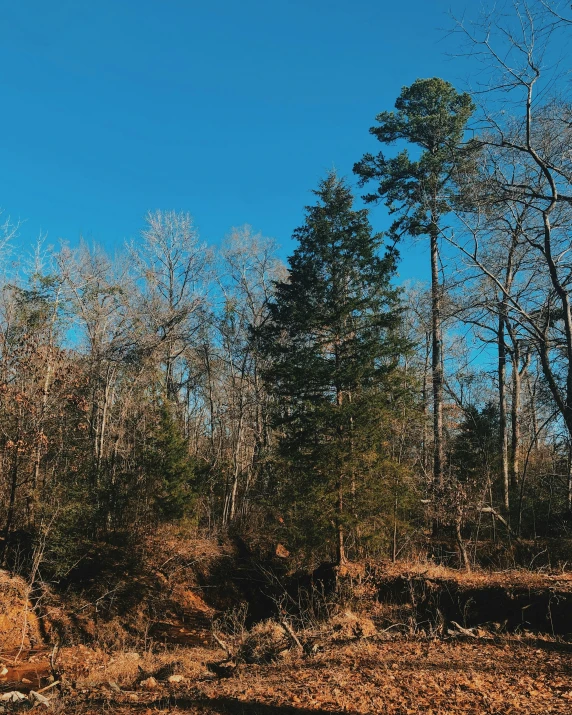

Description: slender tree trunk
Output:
[421,333,431,477]
[509,347,528,489]
[30,354,54,526]
[568,442,572,514]
[227,408,245,524]
[430,224,444,490]
[97,364,115,472]
[526,372,539,452]
[510,366,521,488]
[392,488,398,563]
[336,476,345,566]
[335,377,346,566]
[498,306,510,511]
[455,509,471,572]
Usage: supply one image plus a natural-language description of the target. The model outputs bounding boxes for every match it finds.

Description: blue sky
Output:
[0,0,474,280]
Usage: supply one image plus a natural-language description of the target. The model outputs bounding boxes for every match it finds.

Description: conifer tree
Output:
[145,403,195,522]
[451,403,500,487]
[255,173,408,564]
[354,78,475,492]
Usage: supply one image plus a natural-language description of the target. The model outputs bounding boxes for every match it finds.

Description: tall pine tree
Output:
[255,173,408,564]
[354,78,475,493]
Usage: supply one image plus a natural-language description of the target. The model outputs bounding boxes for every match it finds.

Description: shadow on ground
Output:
[174,697,359,714]
[75,694,361,714]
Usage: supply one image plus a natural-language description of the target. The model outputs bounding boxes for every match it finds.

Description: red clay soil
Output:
[374,563,572,591]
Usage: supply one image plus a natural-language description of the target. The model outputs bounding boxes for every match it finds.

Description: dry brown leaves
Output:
[60,636,572,714]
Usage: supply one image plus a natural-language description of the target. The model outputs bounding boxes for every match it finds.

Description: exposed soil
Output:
[150,615,212,647]
[370,566,572,636]
[0,657,51,693]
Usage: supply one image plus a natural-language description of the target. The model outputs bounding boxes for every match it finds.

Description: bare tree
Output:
[213,226,283,526]
[130,210,210,403]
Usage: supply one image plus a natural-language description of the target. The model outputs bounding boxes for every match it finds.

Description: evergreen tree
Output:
[255,173,408,564]
[145,403,196,522]
[354,78,476,492]
[451,403,500,486]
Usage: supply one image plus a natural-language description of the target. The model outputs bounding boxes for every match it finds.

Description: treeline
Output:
[2,0,572,574]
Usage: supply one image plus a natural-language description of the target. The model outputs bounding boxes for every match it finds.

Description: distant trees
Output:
[446,1,572,525]
[206,227,284,527]
[131,210,210,404]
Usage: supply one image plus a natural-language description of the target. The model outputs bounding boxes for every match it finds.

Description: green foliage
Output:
[257,172,404,397]
[354,77,477,236]
[42,490,100,579]
[451,402,500,483]
[145,403,196,521]
[255,173,412,560]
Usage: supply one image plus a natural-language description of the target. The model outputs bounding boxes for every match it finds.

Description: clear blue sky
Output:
[1,0,473,280]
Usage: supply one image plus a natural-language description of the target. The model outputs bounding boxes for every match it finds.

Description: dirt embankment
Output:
[4,532,572,655]
[367,564,572,636]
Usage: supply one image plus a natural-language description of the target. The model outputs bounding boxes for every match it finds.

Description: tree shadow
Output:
[81,694,361,714]
[170,696,361,714]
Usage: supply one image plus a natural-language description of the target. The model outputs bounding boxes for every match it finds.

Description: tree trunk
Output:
[430,225,444,490]
[227,408,245,525]
[1,443,20,566]
[568,443,572,514]
[30,354,54,526]
[498,307,510,511]
[337,475,345,565]
[509,346,527,489]
[335,378,346,566]
[455,511,471,572]
[421,333,431,477]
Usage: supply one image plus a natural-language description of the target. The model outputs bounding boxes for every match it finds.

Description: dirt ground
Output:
[28,635,571,714]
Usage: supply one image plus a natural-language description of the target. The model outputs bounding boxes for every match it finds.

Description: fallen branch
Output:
[449,620,478,638]
[280,619,303,652]
[50,640,60,682]
[480,507,524,544]
[211,632,233,659]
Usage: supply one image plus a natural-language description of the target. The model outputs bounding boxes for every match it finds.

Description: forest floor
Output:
[2,532,572,713]
[4,635,572,714]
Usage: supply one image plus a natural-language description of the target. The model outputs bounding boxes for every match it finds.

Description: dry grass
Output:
[61,644,214,689]
[0,569,43,653]
[238,620,289,664]
[328,610,377,641]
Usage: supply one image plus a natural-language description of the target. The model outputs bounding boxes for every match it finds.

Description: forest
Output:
[2,2,572,713]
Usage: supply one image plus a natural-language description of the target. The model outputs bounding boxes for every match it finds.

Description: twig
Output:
[49,639,60,682]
